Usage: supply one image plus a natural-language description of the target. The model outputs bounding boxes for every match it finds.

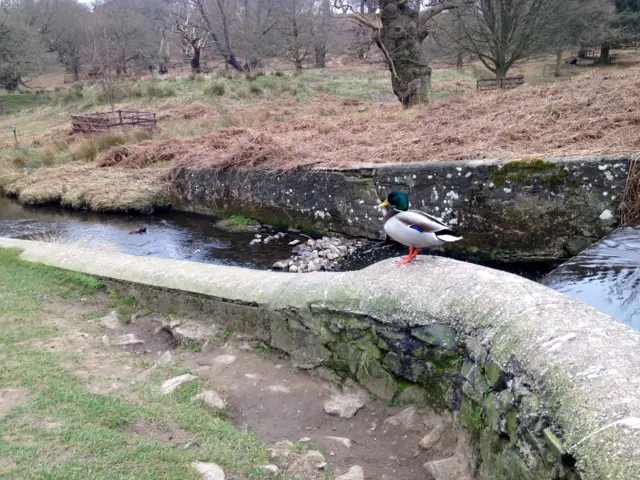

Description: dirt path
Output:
[4,280,469,479]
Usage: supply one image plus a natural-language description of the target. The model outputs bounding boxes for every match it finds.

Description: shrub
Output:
[204,82,226,96]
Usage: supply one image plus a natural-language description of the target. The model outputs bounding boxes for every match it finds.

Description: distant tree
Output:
[0,4,47,90]
[314,0,333,68]
[441,0,564,79]
[171,0,245,73]
[336,0,474,109]
[612,0,640,40]
[548,0,614,74]
[273,0,317,74]
[240,0,277,70]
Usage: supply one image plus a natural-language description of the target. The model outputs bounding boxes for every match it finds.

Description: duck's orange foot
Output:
[396,246,416,264]
[396,256,414,264]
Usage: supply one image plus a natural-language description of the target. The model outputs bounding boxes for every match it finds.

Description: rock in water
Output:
[192,461,225,480]
[161,374,198,394]
[192,390,226,409]
[336,466,364,480]
[324,393,366,419]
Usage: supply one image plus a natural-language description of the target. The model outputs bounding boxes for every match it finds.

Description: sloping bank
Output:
[2,237,639,479]
[172,155,636,262]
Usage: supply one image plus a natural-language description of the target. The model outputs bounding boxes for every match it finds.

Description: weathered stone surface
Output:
[171,156,631,261]
[269,441,326,479]
[411,325,457,350]
[423,454,473,480]
[192,461,225,480]
[324,393,366,419]
[335,466,364,480]
[192,390,226,409]
[323,436,352,448]
[157,351,173,365]
[484,360,507,390]
[356,355,397,401]
[169,321,219,343]
[99,311,120,330]
[111,334,144,346]
[6,239,640,480]
[420,424,445,450]
[261,464,280,474]
[384,406,421,430]
[161,374,198,394]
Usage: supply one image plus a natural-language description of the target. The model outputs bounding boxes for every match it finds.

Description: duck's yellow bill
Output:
[378,200,390,208]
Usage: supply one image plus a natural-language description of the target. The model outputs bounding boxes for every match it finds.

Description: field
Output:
[1,51,640,212]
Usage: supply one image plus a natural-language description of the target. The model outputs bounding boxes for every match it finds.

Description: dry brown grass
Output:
[5,164,170,213]
[88,67,640,171]
[7,65,640,212]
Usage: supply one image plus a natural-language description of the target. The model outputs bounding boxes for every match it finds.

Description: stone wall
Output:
[2,237,640,479]
[171,155,634,262]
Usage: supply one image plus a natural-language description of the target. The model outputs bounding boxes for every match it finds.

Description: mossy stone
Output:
[543,428,567,460]
[484,360,507,390]
[411,325,457,350]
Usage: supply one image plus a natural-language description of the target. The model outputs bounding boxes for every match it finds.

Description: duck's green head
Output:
[378,191,409,211]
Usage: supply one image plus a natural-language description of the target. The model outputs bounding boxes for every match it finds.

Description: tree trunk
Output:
[191,48,201,73]
[378,1,431,108]
[600,43,610,64]
[456,51,463,70]
[5,76,20,92]
[315,44,327,68]
[295,58,303,75]
[226,55,246,73]
[554,49,563,77]
[495,65,508,78]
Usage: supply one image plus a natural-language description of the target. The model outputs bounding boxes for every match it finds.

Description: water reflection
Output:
[543,225,640,330]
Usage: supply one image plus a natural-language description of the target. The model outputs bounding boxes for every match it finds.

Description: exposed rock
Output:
[249,239,262,246]
[323,436,352,448]
[384,405,421,430]
[112,334,144,346]
[268,385,291,394]
[289,240,300,246]
[192,390,226,409]
[157,351,173,365]
[170,321,219,343]
[192,461,225,480]
[423,454,472,480]
[336,466,364,480]
[261,465,280,474]
[99,311,120,330]
[212,354,236,365]
[269,441,327,479]
[289,265,299,273]
[419,424,445,450]
[299,437,311,443]
[324,393,366,419]
[161,374,198,394]
[272,261,288,270]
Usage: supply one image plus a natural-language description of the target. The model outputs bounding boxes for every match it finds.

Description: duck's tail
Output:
[435,229,463,243]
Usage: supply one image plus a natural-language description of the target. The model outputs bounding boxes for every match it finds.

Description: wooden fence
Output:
[476,76,525,91]
[71,110,157,134]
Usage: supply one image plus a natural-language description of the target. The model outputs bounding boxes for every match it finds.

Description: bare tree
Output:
[440,0,564,79]
[336,0,473,108]
[240,0,277,70]
[314,0,333,67]
[274,0,316,74]
[171,0,245,73]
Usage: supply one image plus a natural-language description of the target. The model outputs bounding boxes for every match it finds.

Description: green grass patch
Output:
[0,248,274,478]
[215,215,260,232]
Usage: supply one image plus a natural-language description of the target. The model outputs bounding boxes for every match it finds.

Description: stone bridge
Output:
[1,237,639,479]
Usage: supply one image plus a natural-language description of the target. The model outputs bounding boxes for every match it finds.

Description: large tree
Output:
[273,0,317,74]
[441,0,564,79]
[338,0,473,108]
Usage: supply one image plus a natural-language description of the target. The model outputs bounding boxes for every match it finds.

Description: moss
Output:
[490,159,578,188]
[215,215,261,232]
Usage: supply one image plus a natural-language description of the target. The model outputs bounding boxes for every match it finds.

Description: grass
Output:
[215,215,260,232]
[0,248,276,478]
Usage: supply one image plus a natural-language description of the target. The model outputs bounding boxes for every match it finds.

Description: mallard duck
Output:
[378,191,463,264]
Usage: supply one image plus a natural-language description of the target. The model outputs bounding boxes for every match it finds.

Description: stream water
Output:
[543,224,640,330]
[1,196,637,329]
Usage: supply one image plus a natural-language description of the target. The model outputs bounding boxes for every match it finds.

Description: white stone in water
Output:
[289,240,301,246]
[249,239,261,245]
[308,262,318,272]
[272,261,288,270]
[600,209,613,220]
[161,374,198,394]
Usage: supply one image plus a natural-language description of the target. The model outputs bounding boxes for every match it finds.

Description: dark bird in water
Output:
[129,226,147,235]
[378,191,463,264]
